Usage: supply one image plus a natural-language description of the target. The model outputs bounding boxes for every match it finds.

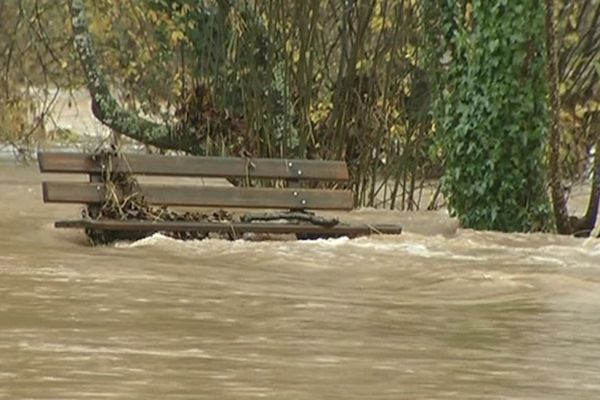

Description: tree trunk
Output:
[544,0,571,233]
[69,0,202,155]
[573,129,600,236]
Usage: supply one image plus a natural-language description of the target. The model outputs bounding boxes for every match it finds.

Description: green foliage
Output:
[425,0,552,231]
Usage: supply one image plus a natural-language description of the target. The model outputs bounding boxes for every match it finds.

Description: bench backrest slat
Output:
[38,152,349,181]
[42,182,354,210]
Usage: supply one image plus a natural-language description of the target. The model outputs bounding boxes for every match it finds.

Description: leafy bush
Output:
[426,1,552,231]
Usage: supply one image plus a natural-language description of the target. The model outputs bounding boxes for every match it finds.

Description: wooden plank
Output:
[42,181,354,210]
[54,219,403,237]
[38,152,350,181]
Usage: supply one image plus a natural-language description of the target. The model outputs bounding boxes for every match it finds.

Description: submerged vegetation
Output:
[1,0,600,236]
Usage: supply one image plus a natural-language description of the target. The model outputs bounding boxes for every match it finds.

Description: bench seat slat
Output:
[38,152,349,181]
[54,219,403,236]
[42,182,354,210]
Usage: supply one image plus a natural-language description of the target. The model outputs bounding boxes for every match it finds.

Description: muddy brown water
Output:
[1,160,600,399]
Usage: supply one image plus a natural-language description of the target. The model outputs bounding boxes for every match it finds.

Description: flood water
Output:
[1,159,600,399]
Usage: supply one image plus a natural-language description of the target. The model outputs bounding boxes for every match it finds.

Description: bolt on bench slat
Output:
[37,152,349,181]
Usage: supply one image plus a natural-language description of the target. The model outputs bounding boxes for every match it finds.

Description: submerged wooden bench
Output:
[38,151,402,241]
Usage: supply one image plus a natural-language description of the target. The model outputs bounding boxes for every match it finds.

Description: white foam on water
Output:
[296,236,352,247]
[115,233,184,248]
[449,254,488,261]
[18,341,213,359]
[340,237,462,259]
[115,234,248,256]
[536,244,600,262]
[525,255,568,267]
[115,232,479,264]
[581,237,600,254]
[113,229,600,270]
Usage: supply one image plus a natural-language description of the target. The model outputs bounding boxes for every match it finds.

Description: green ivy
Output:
[424,0,551,232]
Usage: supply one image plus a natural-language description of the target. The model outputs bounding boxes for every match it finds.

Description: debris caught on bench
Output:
[83,149,234,245]
[240,211,339,227]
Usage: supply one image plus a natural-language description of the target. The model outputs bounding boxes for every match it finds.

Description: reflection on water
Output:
[1,161,600,399]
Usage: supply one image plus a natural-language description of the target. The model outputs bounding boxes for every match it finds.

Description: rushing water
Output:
[1,160,600,399]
